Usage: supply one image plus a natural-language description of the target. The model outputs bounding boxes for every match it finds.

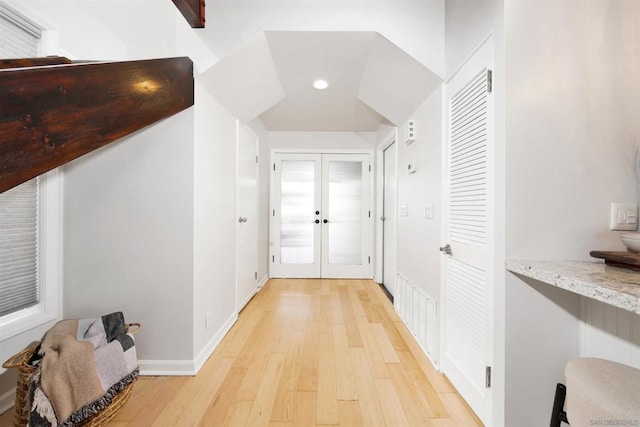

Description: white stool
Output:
[550,358,640,426]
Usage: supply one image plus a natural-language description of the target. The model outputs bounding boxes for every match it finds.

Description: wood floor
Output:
[1,279,482,426]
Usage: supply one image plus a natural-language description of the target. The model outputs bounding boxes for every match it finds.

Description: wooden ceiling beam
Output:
[0,56,72,70]
[0,56,194,193]
[172,0,206,28]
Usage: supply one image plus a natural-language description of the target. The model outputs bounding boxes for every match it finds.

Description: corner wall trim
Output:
[139,312,238,376]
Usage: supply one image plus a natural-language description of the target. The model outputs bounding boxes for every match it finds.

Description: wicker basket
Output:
[2,322,141,427]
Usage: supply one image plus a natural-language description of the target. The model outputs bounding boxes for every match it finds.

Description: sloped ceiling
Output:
[197,32,285,123]
[199,31,442,131]
[260,31,388,131]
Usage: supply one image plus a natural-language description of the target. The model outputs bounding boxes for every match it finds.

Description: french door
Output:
[270,152,372,279]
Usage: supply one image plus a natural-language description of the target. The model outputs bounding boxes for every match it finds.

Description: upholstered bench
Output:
[550,358,640,426]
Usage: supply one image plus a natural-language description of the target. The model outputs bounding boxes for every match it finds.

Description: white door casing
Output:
[270,152,372,279]
[441,38,494,425]
[382,142,397,295]
[236,121,259,312]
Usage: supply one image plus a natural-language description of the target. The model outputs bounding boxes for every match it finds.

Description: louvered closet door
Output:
[441,39,494,425]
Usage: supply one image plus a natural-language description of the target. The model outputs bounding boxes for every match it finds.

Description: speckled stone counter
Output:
[506,260,640,314]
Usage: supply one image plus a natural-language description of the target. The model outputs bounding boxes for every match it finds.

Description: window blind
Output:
[0,179,40,316]
[0,4,41,58]
[0,5,42,317]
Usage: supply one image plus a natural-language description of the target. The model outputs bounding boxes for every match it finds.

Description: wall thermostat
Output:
[406,120,415,144]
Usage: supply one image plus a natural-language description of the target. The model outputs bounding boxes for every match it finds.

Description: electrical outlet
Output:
[610,203,638,231]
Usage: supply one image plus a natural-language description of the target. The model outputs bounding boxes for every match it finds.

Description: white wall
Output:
[63,109,195,361]
[21,0,178,60]
[269,131,375,151]
[394,87,443,363]
[192,81,238,366]
[504,1,640,425]
[396,89,443,300]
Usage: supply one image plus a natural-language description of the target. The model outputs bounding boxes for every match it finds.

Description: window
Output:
[0,3,42,57]
[0,2,60,341]
[0,179,40,317]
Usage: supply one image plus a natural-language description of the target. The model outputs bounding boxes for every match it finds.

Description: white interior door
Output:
[270,152,372,279]
[441,39,494,424]
[236,122,259,311]
[382,143,397,295]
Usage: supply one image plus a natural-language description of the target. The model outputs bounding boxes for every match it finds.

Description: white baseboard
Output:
[138,312,238,377]
[0,387,16,415]
[137,359,196,376]
[257,274,269,289]
[193,313,237,373]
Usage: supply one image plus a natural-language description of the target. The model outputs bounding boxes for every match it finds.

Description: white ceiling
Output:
[260,31,388,131]
[199,31,441,132]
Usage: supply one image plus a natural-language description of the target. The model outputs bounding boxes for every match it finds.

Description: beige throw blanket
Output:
[28,312,138,426]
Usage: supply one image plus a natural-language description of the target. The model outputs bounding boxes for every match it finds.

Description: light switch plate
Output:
[610,203,639,231]
[425,203,434,220]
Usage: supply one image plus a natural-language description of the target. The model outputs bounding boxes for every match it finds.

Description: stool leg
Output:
[550,383,569,426]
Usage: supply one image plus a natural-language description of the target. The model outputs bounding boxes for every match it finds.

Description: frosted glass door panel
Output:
[280,160,315,264]
[270,152,371,279]
[321,153,371,279]
[327,161,362,265]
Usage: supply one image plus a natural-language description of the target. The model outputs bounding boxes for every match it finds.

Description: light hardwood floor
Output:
[0,279,482,426]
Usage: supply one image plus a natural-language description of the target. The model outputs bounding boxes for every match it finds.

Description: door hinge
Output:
[368,210,371,218]
[273,209,275,217]
[486,366,492,388]
[254,271,258,280]
[368,164,371,172]
[368,256,371,264]
[256,155,259,164]
[272,255,275,262]
[273,163,276,171]
[486,70,493,94]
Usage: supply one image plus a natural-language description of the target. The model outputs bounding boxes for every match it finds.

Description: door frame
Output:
[374,128,398,287]
[235,121,259,313]
[269,148,375,279]
[440,35,495,425]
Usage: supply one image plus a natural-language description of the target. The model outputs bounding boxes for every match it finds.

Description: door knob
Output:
[315,210,320,215]
[323,219,331,224]
[238,217,248,223]
[314,219,320,224]
[439,244,452,255]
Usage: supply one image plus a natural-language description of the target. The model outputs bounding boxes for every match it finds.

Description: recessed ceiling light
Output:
[313,79,329,90]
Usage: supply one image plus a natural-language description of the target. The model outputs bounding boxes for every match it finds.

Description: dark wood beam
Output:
[0,57,194,193]
[0,56,72,70]
[172,0,205,28]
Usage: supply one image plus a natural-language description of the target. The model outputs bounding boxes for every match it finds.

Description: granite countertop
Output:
[505,260,640,314]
